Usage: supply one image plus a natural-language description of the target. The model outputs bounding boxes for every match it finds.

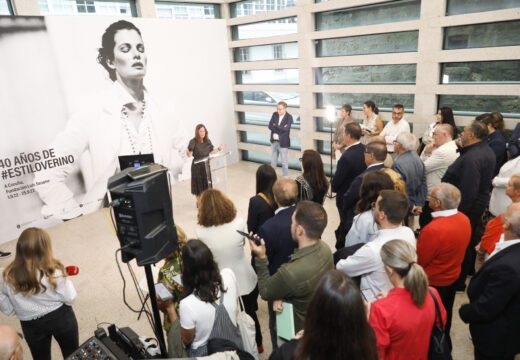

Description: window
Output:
[155,2,220,19]
[315,0,421,31]
[240,131,301,150]
[316,31,418,57]
[316,64,416,85]
[241,150,301,170]
[237,91,300,107]
[236,69,298,85]
[438,95,520,118]
[316,93,414,113]
[233,42,298,62]
[231,17,297,41]
[238,111,300,129]
[38,0,136,16]
[0,0,13,14]
[230,0,296,18]
[444,20,520,49]
[441,61,520,84]
[446,0,520,16]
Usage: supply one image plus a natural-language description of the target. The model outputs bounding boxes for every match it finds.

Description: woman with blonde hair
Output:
[368,239,446,360]
[381,168,406,194]
[0,228,78,360]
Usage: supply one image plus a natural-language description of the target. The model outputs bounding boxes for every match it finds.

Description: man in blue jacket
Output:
[269,101,293,176]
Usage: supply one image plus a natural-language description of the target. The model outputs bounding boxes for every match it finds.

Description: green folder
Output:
[276,302,295,340]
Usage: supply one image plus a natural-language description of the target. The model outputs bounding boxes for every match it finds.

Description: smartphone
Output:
[236,230,261,245]
[155,283,173,301]
[360,288,376,303]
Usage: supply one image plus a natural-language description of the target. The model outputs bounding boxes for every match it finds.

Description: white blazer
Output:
[196,217,258,296]
[421,140,459,197]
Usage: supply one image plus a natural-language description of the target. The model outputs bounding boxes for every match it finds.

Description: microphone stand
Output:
[144,264,168,357]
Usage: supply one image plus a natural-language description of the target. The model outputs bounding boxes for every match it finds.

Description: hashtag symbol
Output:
[1,170,7,180]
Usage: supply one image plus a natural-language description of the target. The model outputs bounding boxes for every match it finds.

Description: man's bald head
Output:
[0,325,23,360]
[273,177,298,207]
[503,203,520,240]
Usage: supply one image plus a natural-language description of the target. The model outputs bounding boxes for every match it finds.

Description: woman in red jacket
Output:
[368,240,446,360]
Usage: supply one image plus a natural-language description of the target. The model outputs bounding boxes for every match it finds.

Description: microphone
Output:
[66,266,79,276]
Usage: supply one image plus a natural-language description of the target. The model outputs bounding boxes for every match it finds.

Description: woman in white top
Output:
[196,189,259,349]
[421,107,458,149]
[0,228,78,360]
[160,239,238,357]
[489,157,520,216]
[361,101,383,144]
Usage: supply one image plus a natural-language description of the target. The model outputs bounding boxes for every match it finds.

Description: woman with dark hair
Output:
[332,104,353,161]
[368,240,446,360]
[270,270,378,360]
[477,112,507,176]
[160,239,239,357]
[187,124,226,201]
[0,228,78,360]
[361,100,383,143]
[345,170,395,247]
[247,164,277,234]
[296,149,329,204]
[196,189,260,352]
[34,20,188,219]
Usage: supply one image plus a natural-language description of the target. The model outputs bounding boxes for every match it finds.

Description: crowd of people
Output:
[1,100,520,360]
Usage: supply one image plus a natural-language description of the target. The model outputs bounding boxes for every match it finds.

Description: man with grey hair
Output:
[392,132,427,223]
[0,325,23,360]
[417,183,471,349]
[459,202,520,359]
[442,120,495,291]
[419,124,459,228]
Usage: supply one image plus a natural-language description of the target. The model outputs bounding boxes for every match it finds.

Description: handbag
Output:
[237,295,259,359]
[427,289,452,360]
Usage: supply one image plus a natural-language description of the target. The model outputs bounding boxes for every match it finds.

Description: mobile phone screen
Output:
[155,283,173,301]
[236,230,261,245]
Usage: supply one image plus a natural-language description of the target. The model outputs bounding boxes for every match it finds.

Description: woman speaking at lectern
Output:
[187,124,226,202]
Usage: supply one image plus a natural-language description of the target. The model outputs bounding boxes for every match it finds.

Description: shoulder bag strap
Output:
[258,192,274,210]
[428,288,445,332]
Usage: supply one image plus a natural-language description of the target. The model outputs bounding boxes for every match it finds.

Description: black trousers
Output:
[240,285,263,347]
[455,210,485,290]
[20,304,79,360]
[432,283,456,351]
[419,201,433,229]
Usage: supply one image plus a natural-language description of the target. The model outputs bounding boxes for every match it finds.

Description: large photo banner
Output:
[0,16,236,244]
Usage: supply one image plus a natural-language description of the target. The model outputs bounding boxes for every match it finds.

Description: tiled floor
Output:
[0,161,474,359]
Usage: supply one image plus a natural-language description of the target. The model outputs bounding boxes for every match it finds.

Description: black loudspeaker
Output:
[108,164,178,266]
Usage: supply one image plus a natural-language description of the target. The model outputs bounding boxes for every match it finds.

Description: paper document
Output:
[276,302,295,340]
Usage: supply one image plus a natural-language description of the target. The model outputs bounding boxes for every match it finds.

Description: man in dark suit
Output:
[331,122,366,247]
[269,101,293,176]
[459,202,520,360]
[508,121,520,158]
[338,140,387,249]
[256,177,298,350]
[442,120,496,291]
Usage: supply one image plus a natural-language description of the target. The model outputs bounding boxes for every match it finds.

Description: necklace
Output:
[121,100,153,154]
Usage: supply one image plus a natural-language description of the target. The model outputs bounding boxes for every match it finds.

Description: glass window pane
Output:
[155,2,220,19]
[238,111,300,129]
[230,0,296,18]
[316,31,418,57]
[447,0,520,15]
[240,131,301,150]
[316,64,416,85]
[241,150,302,170]
[441,61,520,84]
[236,69,298,85]
[39,0,136,16]
[1,0,12,13]
[444,20,520,49]
[315,0,421,31]
[231,17,297,41]
[316,93,414,113]
[233,42,298,62]
[237,91,300,107]
[438,95,520,118]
